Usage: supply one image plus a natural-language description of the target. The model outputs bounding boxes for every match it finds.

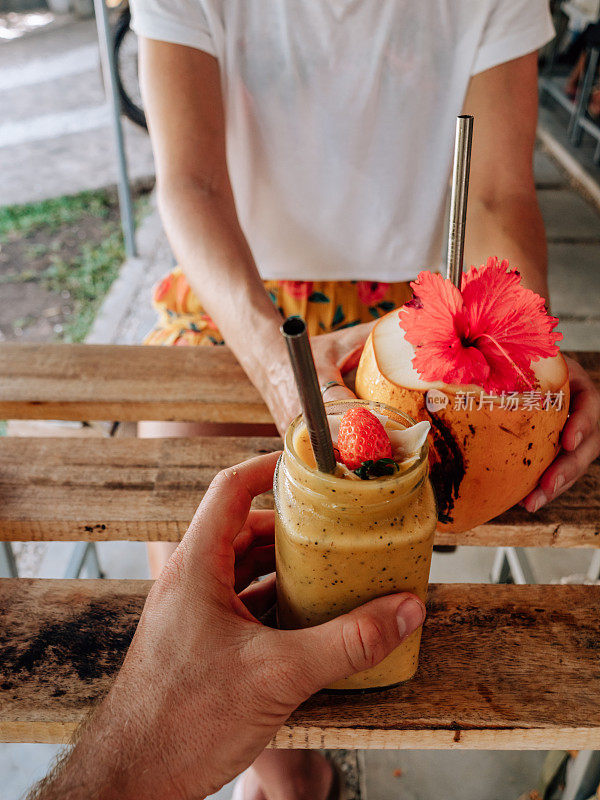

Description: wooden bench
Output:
[1,344,599,749]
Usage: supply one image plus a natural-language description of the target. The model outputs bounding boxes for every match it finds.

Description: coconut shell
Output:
[356,317,570,533]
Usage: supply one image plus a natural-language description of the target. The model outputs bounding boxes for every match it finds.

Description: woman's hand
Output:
[264,321,376,434]
[32,453,425,800]
[522,356,600,512]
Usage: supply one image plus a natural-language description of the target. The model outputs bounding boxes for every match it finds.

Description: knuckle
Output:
[211,466,241,491]
[205,466,249,508]
[561,456,582,488]
[341,615,386,673]
[152,550,187,597]
[245,637,306,710]
[583,407,600,433]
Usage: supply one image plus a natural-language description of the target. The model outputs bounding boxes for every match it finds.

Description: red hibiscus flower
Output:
[398,257,562,393]
[357,281,390,306]
[280,281,314,299]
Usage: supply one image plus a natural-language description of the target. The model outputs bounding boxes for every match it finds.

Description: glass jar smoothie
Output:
[274,399,437,691]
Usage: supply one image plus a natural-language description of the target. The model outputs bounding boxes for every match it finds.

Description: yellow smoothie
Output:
[274,399,437,691]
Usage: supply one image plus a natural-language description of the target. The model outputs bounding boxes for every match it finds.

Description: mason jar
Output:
[274,399,437,691]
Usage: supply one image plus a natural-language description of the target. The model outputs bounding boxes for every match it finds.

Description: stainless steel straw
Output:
[446,114,474,289]
[281,316,337,474]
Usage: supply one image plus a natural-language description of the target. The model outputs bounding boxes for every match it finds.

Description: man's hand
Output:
[522,357,600,512]
[31,452,424,800]
[265,321,375,433]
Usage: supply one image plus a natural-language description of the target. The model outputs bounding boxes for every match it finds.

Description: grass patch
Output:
[44,223,130,342]
[0,191,114,241]
[1,188,149,342]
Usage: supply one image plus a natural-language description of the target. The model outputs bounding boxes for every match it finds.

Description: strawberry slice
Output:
[337,408,393,471]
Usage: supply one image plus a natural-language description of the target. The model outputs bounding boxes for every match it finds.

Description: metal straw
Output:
[281,317,337,474]
[446,114,474,289]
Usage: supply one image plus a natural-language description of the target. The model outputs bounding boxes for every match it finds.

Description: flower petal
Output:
[462,257,562,390]
[398,260,563,392]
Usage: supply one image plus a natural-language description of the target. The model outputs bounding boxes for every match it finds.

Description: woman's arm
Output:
[139,39,369,430]
[139,39,297,428]
[463,52,600,510]
[463,52,548,300]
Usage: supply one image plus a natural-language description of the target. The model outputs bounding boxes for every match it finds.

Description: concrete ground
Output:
[0,14,154,206]
[2,15,600,800]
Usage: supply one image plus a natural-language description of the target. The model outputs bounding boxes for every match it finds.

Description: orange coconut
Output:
[355,310,569,533]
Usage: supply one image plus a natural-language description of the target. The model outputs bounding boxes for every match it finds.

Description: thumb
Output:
[332,319,377,356]
[280,593,425,696]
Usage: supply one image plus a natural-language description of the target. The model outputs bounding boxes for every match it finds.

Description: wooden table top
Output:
[0,344,598,422]
[1,343,599,750]
[1,579,599,749]
[0,436,598,548]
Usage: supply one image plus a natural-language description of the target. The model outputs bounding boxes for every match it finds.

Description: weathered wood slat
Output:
[1,580,600,749]
[0,436,278,542]
[0,343,271,423]
[0,345,597,423]
[0,438,598,547]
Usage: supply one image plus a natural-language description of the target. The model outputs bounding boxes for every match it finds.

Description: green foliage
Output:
[1,189,149,342]
[0,191,113,242]
[43,225,125,342]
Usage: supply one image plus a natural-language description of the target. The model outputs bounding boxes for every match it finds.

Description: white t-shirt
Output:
[131,0,554,282]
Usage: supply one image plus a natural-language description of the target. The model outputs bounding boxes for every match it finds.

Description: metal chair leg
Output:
[561,750,600,800]
[491,546,536,584]
[491,547,511,583]
[93,0,137,258]
[0,542,18,577]
[587,549,600,583]
[569,48,600,146]
[86,541,104,578]
[64,542,103,579]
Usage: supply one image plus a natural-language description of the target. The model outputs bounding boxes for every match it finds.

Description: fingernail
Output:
[574,431,583,449]
[397,597,426,638]
[529,490,548,513]
[553,474,565,495]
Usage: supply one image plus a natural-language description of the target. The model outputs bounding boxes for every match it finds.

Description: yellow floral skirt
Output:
[143,268,414,345]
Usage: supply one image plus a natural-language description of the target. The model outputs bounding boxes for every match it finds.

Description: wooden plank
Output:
[0,345,597,423]
[0,437,279,542]
[0,437,598,547]
[0,343,271,423]
[1,580,600,749]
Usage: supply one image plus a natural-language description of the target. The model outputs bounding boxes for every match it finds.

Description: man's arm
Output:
[462,52,548,300]
[26,454,424,799]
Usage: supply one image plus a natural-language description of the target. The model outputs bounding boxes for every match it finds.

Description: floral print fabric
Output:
[144,267,414,346]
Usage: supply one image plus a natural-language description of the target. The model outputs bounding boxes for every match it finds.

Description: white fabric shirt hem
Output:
[131,16,216,56]
[471,18,555,75]
[256,266,444,283]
